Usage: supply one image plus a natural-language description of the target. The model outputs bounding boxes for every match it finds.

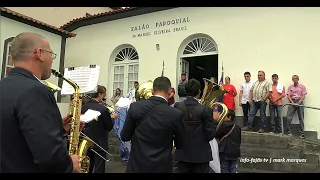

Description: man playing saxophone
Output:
[81,85,115,173]
[0,32,80,173]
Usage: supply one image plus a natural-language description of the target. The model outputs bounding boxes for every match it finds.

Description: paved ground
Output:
[105,161,127,173]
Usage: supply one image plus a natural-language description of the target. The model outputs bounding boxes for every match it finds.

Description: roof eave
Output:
[63,7,178,32]
[0,10,76,38]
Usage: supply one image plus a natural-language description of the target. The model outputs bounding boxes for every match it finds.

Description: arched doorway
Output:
[176,33,219,93]
[109,44,139,99]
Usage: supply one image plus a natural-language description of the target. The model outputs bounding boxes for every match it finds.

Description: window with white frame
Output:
[111,46,139,97]
[1,37,14,79]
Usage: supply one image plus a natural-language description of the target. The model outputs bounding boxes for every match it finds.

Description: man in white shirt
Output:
[239,72,254,127]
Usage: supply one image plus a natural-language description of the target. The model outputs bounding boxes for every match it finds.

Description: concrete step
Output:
[237,167,285,173]
[109,144,121,154]
[110,153,122,162]
[109,136,121,146]
[238,155,319,173]
[105,161,126,173]
[241,131,291,149]
[241,146,302,160]
[235,116,318,140]
[109,130,118,138]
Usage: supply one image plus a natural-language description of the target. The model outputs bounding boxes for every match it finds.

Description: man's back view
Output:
[120,76,186,173]
[174,79,217,173]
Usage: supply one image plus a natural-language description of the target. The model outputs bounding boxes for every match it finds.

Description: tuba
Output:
[50,69,112,173]
[135,61,165,101]
[200,78,228,130]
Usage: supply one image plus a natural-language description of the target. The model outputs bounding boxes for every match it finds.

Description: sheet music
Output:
[61,65,100,95]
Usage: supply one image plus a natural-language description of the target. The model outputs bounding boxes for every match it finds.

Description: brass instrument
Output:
[134,60,165,101]
[135,80,153,101]
[50,69,112,173]
[51,69,93,173]
[42,80,61,93]
[134,62,228,130]
[199,78,227,130]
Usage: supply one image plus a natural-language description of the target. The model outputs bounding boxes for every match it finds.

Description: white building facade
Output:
[61,7,320,138]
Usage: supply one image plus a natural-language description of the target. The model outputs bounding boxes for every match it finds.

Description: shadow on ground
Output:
[105,161,127,173]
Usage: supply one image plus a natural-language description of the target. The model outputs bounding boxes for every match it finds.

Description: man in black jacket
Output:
[82,85,115,173]
[0,32,80,173]
[120,76,186,173]
[214,110,241,173]
[174,79,217,173]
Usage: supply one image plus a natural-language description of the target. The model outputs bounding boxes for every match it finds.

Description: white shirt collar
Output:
[33,74,41,82]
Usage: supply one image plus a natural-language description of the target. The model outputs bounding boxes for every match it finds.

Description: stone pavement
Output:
[105,161,127,173]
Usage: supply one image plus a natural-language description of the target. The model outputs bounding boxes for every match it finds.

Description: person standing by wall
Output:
[223,76,237,111]
[268,74,285,134]
[242,70,272,133]
[286,75,307,139]
[239,72,254,127]
[178,73,188,86]
[111,88,122,105]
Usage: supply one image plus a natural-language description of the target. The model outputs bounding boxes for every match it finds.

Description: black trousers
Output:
[88,150,106,173]
[241,102,251,127]
[177,161,209,173]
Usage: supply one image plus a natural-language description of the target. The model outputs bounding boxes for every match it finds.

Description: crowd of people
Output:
[0,32,307,173]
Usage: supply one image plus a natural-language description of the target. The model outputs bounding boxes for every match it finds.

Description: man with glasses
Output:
[0,32,80,173]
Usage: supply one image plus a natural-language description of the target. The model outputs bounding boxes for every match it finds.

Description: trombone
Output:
[280,103,320,136]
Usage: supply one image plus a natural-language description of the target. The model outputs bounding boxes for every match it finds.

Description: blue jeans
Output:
[220,159,237,173]
[247,101,267,129]
[269,104,282,133]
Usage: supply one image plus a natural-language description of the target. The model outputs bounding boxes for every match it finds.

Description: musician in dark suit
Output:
[0,32,80,173]
[174,79,217,173]
[120,76,186,173]
[81,85,115,173]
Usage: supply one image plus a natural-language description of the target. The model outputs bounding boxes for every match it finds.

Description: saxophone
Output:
[51,69,94,173]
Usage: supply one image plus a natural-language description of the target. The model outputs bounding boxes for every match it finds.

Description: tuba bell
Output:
[200,78,228,130]
[134,80,153,101]
[135,60,165,101]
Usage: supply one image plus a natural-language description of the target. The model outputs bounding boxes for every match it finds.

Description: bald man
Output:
[0,32,80,173]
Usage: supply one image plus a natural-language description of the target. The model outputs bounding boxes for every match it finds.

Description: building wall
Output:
[64,7,320,138]
[5,7,113,27]
[0,16,69,115]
